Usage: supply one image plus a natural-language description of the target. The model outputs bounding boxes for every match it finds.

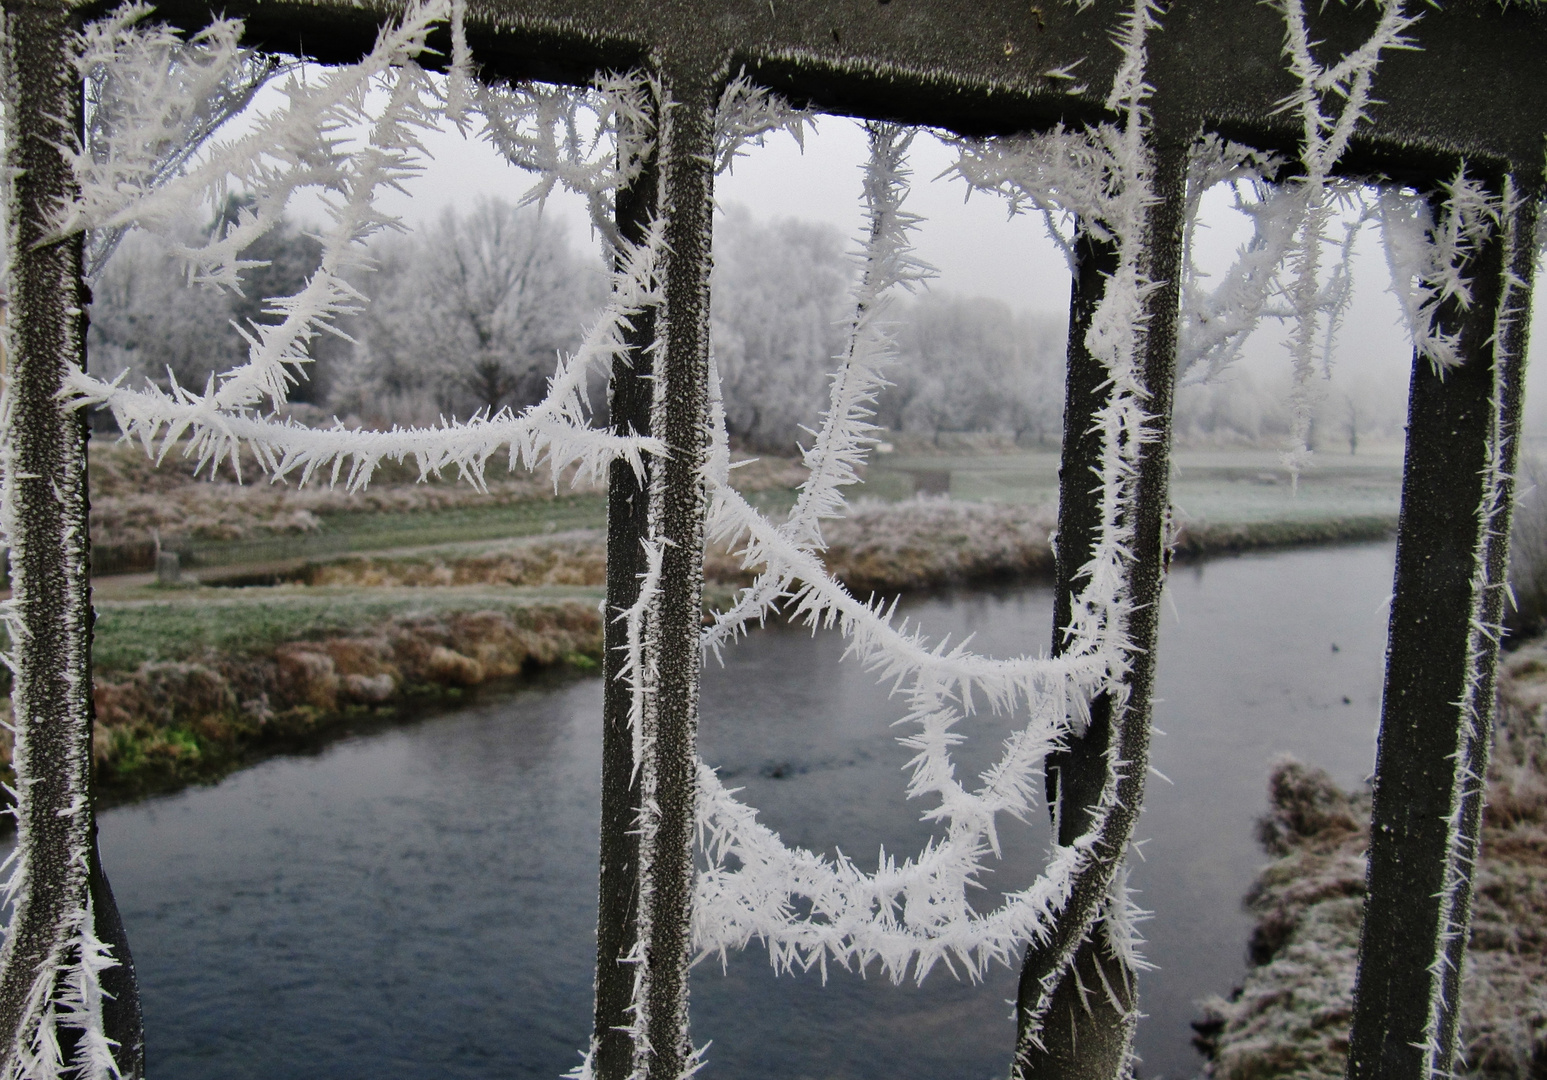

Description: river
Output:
[97,542,1395,1080]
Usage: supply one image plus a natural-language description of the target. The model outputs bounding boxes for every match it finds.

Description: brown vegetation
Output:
[86,441,808,570]
[282,498,1390,597]
[818,497,1057,592]
[298,499,1061,594]
[0,603,603,806]
[302,534,608,589]
[1194,643,1547,1080]
[88,438,600,557]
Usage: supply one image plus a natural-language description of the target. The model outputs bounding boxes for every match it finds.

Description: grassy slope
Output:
[69,585,610,804]
[92,583,606,672]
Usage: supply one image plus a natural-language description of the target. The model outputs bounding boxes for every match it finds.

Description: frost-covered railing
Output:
[2,1,1544,1079]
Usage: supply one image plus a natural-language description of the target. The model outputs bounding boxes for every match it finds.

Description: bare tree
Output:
[350,199,600,420]
[711,205,853,451]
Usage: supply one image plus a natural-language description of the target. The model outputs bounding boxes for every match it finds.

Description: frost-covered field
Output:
[83,440,806,575]
[85,439,1401,583]
[868,443,1405,526]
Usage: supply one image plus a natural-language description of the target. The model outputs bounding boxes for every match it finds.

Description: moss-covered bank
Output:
[1194,643,1547,1080]
[0,596,605,809]
[0,493,1398,812]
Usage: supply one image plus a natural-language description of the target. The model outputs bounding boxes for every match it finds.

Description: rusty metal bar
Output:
[632,58,717,1080]
[1348,175,1539,1080]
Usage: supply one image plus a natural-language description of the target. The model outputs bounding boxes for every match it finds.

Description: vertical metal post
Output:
[0,0,142,1074]
[593,116,660,1080]
[1348,177,1538,1080]
[1012,136,1190,1080]
[633,58,716,1080]
[1021,224,1133,1079]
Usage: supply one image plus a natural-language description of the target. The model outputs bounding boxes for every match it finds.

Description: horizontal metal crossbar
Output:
[125,0,1547,181]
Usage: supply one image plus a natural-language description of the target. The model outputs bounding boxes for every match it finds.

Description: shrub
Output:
[1507,455,1547,640]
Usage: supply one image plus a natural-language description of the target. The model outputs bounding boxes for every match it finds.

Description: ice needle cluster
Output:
[65,0,664,493]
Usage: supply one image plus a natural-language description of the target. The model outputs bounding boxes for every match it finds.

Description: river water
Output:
[97,542,1396,1080]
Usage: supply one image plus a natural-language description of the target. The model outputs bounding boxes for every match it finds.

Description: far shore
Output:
[19,502,1391,812]
[0,439,1407,819]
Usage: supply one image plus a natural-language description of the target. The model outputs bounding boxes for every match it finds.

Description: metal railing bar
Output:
[103,0,1547,180]
[1011,131,1192,1080]
[1019,221,1134,1080]
[0,0,143,1075]
[631,57,718,1080]
[1348,172,1540,1080]
[594,104,659,1080]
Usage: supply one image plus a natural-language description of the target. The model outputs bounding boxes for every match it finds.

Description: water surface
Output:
[99,542,1396,1079]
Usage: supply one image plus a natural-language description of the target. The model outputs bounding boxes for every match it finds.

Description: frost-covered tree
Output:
[710,216,1067,450]
[88,202,337,406]
[345,198,602,421]
[1170,367,1292,446]
[87,228,234,392]
[885,292,1064,444]
[710,206,853,451]
[213,196,338,404]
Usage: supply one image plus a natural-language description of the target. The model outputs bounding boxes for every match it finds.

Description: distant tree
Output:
[1003,321,1067,446]
[1170,368,1292,446]
[886,292,1064,443]
[88,199,339,405]
[711,206,854,452]
[710,213,1066,452]
[213,195,341,404]
[347,199,599,421]
[88,228,238,394]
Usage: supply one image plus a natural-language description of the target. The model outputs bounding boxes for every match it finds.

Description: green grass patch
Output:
[172,494,608,570]
[92,585,606,672]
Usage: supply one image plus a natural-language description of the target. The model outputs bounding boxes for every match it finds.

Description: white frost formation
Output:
[65,0,664,493]
[687,33,1163,981]
[1380,168,1502,374]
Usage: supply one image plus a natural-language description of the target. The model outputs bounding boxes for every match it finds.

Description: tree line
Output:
[87,197,1073,451]
[88,196,1400,454]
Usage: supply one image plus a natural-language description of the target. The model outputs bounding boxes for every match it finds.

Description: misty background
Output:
[84,92,1547,459]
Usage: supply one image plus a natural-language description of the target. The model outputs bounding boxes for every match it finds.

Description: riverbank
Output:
[215,497,1392,596]
[0,591,608,809]
[1193,642,1547,1080]
[0,486,1398,814]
